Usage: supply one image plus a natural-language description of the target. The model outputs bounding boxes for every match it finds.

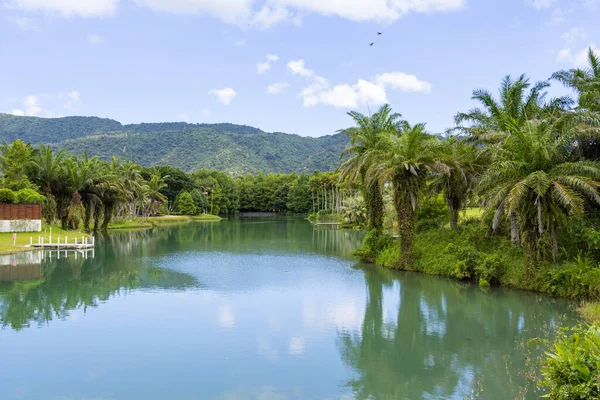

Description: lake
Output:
[0,218,576,400]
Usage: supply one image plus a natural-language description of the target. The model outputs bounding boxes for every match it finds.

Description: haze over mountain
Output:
[0,114,347,175]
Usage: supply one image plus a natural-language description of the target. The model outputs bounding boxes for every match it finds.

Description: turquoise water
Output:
[0,218,576,399]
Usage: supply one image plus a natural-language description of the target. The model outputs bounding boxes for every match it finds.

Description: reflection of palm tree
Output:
[338,268,570,399]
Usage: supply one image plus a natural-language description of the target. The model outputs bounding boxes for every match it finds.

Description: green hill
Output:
[0,114,348,175]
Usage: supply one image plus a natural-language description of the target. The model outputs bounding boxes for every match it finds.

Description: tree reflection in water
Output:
[338,266,574,400]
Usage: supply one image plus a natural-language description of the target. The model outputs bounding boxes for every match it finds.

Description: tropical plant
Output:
[339,104,406,234]
[540,323,600,400]
[552,47,600,113]
[477,119,600,274]
[369,122,442,267]
[429,137,484,229]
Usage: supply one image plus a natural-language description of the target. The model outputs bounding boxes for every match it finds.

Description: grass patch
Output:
[0,225,89,255]
[578,302,600,323]
[463,207,484,220]
[190,214,222,221]
[107,219,154,230]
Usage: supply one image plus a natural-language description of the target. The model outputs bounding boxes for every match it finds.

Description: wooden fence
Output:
[0,204,42,220]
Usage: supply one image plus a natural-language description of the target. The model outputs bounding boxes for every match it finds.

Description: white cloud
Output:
[7,16,41,31]
[10,95,42,116]
[88,34,104,45]
[287,59,314,78]
[302,78,388,108]
[561,27,586,46]
[200,108,211,117]
[267,0,464,22]
[210,87,237,105]
[290,59,431,109]
[527,0,557,9]
[58,90,81,109]
[133,0,465,27]
[252,5,290,28]
[375,72,432,93]
[8,0,118,17]
[257,54,279,74]
[133,0,252,24]
[267,82,290,94]
[557,44,599,67]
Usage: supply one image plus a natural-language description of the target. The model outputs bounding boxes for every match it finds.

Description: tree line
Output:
[341,48,600,278]
[0,141,359,231]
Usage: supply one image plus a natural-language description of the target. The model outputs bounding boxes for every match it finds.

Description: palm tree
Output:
[429,137,485,229]
[552,47,600,113]
[455,74,570,243]
[454,74,568,144]
[370,122,441,267]
[28,145,67,223]
[339,104,405,234]
[145,174,168,216]
[477,119,600,275]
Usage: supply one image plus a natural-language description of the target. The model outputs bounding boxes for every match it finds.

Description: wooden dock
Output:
[27,235,95,250]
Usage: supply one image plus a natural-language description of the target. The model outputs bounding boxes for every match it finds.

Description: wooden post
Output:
[65,236,67,245]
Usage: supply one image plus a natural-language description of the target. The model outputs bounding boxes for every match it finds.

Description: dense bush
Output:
[175,191,197,216]
[15,188,45,204]
[540,324,600,399]
[355,229,394,263]
[0,188,16,203]
[538,255,600,300]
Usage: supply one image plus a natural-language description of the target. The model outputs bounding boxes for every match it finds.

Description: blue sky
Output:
[0,0,598,137]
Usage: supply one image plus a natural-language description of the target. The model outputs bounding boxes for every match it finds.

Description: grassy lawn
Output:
[106,214,222,230]
[190,214,222,221]
[463,207,484,219]
[0,225,89,255]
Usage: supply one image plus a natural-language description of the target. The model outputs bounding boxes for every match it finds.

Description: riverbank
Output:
[107,214,222,230]
[367,220,600,308]
[0,226,89,256]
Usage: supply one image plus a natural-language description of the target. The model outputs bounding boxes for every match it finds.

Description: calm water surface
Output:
[0,218,576,400]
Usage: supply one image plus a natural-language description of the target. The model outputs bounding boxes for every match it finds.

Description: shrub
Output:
[0,188,16,203]
[355,229,394,263]
[375,244,400,268]
[418,196,448,221]
[540,324,600,399]
[538,254,600,299]
[15,188,45,204]
[175,191,197,215]
[416,217,444,232]
[475,254,505,284]
[443,243,481,279]
[479,278,490,288]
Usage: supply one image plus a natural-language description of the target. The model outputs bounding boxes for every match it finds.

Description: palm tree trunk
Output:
[394,178,416,268]
[510,211,520,245]
[365,180,383,233]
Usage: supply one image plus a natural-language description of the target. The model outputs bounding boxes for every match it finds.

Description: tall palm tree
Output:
[552,47,600,113]
[429,137,485,229]
[455,74,570,243]
[454,74,568,144]
[370,122,441,267]
[477,119,600,274]
[144,174,168,217]
[28,145,67,223]
[339,104,405,234]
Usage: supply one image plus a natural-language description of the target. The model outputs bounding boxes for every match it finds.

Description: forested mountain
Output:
[0,114,347,174]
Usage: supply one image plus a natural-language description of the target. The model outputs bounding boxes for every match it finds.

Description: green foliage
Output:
[538,254,600,299]
[0,188,16,203]
[540,324,600,399]
[479,278,490,288]
[175,191,197,216]
[0,139,36,191]
[0,115,347,175]
[355,229,394,263]
[15,188,45,204]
